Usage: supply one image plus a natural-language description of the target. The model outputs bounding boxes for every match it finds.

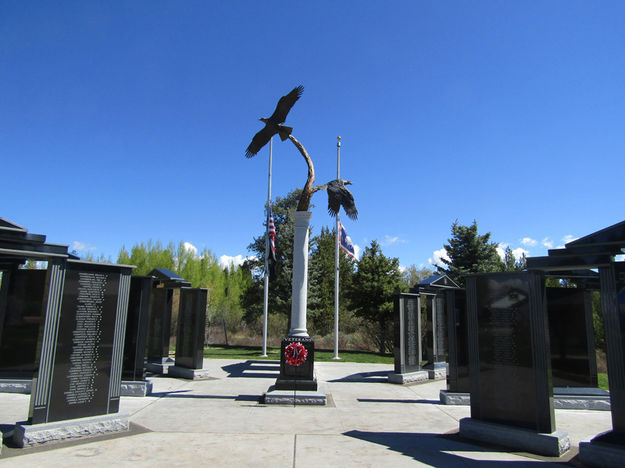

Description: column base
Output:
[459,417,570,457]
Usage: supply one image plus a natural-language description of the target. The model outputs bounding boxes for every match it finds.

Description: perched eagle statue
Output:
[245,85,304,158]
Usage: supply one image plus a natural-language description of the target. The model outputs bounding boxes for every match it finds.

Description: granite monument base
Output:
[553,387,610,411]
[13,413,130,448]
[388,370,429,385]
[440,388,610,410]
[579,431,625,468]
[425,362,447,380]
[439,390,470,405]
[167,366,213,380]
[145,357,174,375]
[120,380,153,397]
[459,417,570,457]
[0,379,31,394]
[275,336,317,391]
[264,384,327,405]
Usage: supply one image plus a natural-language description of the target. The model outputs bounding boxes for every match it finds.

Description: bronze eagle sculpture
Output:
[317,179,358,220]
[245,85,304,158]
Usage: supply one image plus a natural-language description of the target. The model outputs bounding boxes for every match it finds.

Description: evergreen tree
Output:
[437,220,503,286]
[348,240,402,354]
[308,226,356,336]
[241,189,302,332]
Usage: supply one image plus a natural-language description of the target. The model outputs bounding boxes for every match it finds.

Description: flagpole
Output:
[333,136,341,360]
[261,137,273,357]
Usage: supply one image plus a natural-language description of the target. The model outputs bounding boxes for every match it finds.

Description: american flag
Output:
[268,207,276,262]
[339,222,356,259]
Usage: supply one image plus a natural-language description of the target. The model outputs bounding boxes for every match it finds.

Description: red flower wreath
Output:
[284,342,308,366]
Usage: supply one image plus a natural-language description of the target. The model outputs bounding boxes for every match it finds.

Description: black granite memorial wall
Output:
[30,260,131,424]
[446,289,469,393]
[547,287,597,387]
[146,287,174,363]
[467,271,555,433]
[393,294,421,374]
[122,276,153,381]
[174,287,207,370]
[0,269,46,378]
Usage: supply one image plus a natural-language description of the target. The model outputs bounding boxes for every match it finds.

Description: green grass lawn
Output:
[204,344,393,364]
[598,372,609,390]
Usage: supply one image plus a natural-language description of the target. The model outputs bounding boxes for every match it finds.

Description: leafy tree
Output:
[116,240,248,345]
[209,266,249,345]
[308,226,356,336]
[437,220,503,286]
[400,264,434,290]
[348,240,402,354]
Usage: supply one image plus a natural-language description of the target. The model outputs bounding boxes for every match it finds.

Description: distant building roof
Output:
[411,274,460,293]
[148,268,191,287]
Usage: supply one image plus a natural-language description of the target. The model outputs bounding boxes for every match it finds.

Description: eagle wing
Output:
[268,85,304,124]
[327,181,358,220]
[245,125,275,158]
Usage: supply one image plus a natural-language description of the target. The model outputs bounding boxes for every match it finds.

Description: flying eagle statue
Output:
[245,85,304,158]
[317,179,358,221]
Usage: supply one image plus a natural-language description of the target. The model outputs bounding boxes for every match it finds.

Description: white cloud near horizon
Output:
[428,248,449,267]
[219,254,256,270]
[183,241,198,256]
[561,234,579,245]
[71,241,96,252]
[542,237,554,249]
[381,235,406,247]
[521,237,538,247]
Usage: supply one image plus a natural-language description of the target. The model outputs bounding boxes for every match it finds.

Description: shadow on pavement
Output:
[327,370,391,383]
[344,430,577,467]
[221,360,280,379]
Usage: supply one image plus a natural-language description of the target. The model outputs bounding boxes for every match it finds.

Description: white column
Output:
[289,210,312,337]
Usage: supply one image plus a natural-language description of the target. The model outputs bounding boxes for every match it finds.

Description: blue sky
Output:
[3,2,625,270]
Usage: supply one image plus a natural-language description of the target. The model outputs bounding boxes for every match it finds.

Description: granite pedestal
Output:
[120,380,153,397]
[13,413,130,448]
[387,370,429,385]
[459,417,570,457]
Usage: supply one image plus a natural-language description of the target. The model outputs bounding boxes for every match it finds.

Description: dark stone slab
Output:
[122,276,153,381]
[393,294,421,375]
[29,260,132,424]
[466,271,555,434]
[579,430,625,468]
[547,287,598,387]
[275,336,317,391]
[599,263,625,438]
[445,289,470,393]
[174,287,208,370]
[0,269,46,378]
[146,287,173,362]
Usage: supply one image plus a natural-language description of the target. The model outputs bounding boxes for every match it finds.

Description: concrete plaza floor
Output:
[0,358,613,467]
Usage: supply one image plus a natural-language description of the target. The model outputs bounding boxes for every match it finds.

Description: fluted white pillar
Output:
[289,210,312,337]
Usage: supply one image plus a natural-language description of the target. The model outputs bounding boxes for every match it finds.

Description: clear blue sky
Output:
[3,2,624,270]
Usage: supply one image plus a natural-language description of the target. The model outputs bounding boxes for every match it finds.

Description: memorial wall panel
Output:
[122,276,153,381]
[469,272,554,433]
[175,288,207,369]
[30,261,131,424]
[0,269,46,377]
[547,287,597,387]
[146,287,173,361]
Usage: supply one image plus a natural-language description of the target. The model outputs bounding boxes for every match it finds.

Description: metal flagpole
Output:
[333,136,341,360]
[261,137,273,357]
